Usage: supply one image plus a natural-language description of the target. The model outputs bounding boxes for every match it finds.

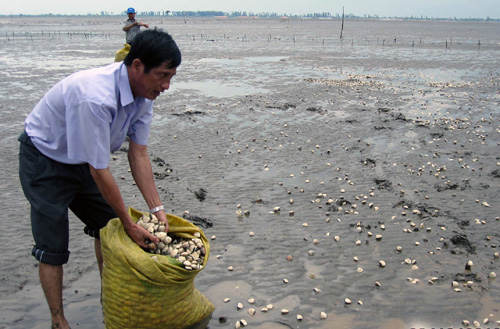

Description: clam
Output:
[465,260,473,270]
[137,214,207,271]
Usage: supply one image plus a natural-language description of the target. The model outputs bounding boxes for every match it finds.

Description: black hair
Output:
[124,28,181,73]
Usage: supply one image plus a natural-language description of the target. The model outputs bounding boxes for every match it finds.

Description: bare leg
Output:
[39,263,71,329]
[95,238,104,306]
[95,238,103,278]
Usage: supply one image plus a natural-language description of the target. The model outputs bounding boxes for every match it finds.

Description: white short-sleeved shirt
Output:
[25,62,153,169]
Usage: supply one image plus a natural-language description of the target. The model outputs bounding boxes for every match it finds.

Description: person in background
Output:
[123,7,149,44]
[18,28,181,329]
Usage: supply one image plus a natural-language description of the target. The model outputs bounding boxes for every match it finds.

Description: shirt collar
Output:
[119,63,135,106]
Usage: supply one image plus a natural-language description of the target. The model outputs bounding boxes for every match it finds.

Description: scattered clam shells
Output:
[320,312,327,319]
[235,319,247,328]
[138,214,206,271]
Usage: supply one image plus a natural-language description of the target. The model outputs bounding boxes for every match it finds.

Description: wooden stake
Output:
[340,7,345,40]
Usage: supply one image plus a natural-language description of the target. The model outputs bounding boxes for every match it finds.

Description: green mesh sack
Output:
[100,207,214,329]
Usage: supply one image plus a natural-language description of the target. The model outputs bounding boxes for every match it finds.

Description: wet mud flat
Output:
[0,16,500,329]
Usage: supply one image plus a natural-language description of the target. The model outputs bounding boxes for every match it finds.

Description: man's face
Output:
[131,61,177,100]
[127,13,135,20]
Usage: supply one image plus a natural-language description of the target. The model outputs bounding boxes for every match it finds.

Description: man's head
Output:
[126,7,135,19]
[124,28,181,73]
[124,28,182,100]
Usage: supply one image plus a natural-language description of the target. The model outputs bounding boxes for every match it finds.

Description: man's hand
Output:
[124,222,160,249]
[153,210,169,232]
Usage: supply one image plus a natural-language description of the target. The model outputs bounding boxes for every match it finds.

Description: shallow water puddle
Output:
[171,80,268,98]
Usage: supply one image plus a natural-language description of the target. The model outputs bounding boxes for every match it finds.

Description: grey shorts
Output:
[18,131,117,265]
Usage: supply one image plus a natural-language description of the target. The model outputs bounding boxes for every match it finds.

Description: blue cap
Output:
[126,7,135,14]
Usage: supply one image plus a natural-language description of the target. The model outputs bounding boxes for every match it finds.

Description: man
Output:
[123,7,149,44]
[18,28,181,329]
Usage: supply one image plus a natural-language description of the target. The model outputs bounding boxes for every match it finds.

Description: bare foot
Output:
[51,319,71,329]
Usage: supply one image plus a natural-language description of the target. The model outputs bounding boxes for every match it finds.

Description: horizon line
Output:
[0,12,498,21]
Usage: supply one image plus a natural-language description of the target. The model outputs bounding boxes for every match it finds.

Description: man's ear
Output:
[131,59,144,74]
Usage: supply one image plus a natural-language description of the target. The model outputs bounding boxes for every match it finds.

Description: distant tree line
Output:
[148,11,332,18]
[3,11,499,21]
[122,10,498,21]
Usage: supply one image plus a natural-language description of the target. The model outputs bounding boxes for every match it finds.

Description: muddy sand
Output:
[1,16,500,329]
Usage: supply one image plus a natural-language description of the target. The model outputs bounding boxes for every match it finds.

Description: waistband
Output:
[18,130,36,147]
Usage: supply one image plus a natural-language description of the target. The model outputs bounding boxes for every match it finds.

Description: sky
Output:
[1,0,500,19]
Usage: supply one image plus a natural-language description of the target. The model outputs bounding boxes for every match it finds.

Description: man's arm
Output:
[128,139,169,231]
[89,164,160,247]
[123,21,148,31]
[123,21,138,32]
